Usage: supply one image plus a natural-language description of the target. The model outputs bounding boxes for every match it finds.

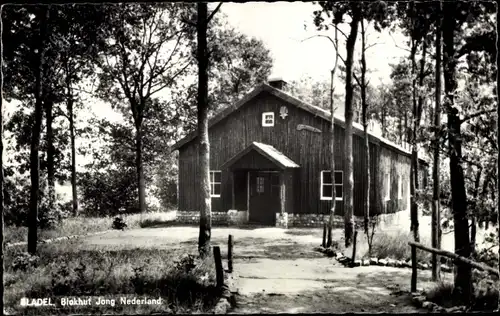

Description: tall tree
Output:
[208,25,273,111]
[442,2,470,298]
[408,2,428,243]
[0,4,4,303]
[54,5,110,216]
[440,1,496,303]
[342,4,361,247]
[96,3,194,213]
[28,6,49,254]
[358,15,370,236]
[497,2,500,308]
[196,2,222,257]
[497,4,500,308]
[393,1,435,243]
[313,1,393,247]
[45,98,56,210]
[431,0,442,281]
[327,26,339,247]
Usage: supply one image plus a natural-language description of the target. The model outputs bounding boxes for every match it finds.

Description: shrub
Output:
[78,168,139,217]
[3,174,68,228]
[174,254,197,273]
[11,253,40,272]
[472,270,499,311]
[112,217,127,230]
[474,247,499,269]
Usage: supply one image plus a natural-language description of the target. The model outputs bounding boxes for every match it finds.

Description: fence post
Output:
[411,243,417,292]
[213,246,224,288]
[228,235,233,273]
[322,223,327,248]
[351,230,358,266]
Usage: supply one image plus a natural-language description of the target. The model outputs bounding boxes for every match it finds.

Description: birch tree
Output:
[196,2,223,257]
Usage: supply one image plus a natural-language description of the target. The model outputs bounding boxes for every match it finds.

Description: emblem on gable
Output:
[279,106,288,119]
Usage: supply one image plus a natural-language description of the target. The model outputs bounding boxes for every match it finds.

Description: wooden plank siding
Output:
[178,91,414,217]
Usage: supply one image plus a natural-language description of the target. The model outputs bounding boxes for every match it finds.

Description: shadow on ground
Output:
[231,265,433,314]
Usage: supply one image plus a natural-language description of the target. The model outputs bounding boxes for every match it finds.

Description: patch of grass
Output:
[138,212,177,228]
[426,281,455,308]
[3,240,220,315]
[337,229,431,262]
[368,230,431,261]
[425,271,499,311]
[4,211,177,244]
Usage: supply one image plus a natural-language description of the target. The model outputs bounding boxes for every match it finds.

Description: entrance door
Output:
[249,171,280,225]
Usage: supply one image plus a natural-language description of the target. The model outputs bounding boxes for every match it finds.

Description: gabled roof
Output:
[171,83,428,164]
[221,142,300,170]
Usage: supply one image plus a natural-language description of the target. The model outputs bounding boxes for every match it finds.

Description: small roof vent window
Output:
[262,112,275,127]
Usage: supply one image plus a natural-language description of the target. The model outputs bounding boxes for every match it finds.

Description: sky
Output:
[220,2,409,85]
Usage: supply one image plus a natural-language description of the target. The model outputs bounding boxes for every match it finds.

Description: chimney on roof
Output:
[268,77,288,91]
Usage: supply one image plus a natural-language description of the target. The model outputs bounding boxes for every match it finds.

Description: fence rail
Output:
[408,241,499,292]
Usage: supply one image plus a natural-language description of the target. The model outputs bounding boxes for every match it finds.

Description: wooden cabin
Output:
[171,80,428,227]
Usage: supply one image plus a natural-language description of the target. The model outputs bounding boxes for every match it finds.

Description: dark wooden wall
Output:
[178,91,414,217]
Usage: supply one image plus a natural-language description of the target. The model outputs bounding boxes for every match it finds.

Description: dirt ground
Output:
[82,226,449,313]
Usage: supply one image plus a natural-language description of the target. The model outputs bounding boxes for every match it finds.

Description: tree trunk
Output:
[28,6,49,255]
[497,9,500,309]
[360,18,370,236]
[343,4,361,248]
[470,216,476,256]
[381,105,386,138]
[399,112,403,144]
[67,96,78,215]
[432,5,442,281]
[443,2,472,303]
[327,26,339,248]
[404,111,408,144]
[410,35,420,242]
[135,122,146,213]
[45,97,55,210]
[470,168,482,256]
[0,7,4,303]
[197,2,211,258]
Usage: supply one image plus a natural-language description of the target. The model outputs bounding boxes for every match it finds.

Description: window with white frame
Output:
[262,112,275,127]
[210,171,221,197]
[398,175,403,200]
[320,170,343,200]
[385,172,391,201]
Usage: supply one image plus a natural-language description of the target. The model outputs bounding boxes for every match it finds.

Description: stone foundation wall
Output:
[176,210,248,225]
[176,209,409,229]
[275,213,288,228]
[286,211,407,228]
[287,214,364,228]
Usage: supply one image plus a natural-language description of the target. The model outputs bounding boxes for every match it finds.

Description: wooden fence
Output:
[213,234,234,288]
[408,241,499,292]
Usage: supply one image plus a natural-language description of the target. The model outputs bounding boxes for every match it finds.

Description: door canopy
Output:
[221,142,300,171]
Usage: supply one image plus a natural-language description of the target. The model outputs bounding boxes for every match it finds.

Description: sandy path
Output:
[80,225,454,313]
[230,258,440,314]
